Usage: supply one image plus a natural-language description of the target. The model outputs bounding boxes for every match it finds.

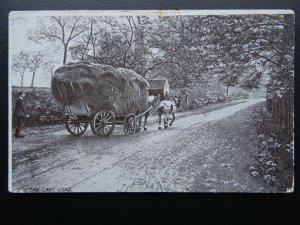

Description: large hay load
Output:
[51,61,149,116]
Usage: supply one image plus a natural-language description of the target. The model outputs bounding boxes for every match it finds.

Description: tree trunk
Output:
[81,20,94,60]
[63,45,68,65]
[226,84,230,96]
[20,70,25,87]
[123,54,127,68]
[31,70,36,87]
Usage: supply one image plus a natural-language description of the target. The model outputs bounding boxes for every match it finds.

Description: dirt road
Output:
[10,98,274,192]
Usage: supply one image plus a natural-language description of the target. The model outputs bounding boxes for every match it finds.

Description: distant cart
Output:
[56,81,152,137]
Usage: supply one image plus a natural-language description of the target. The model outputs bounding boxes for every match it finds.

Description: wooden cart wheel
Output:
[123,114,136,135]
[91,111,115,137]
[65,115,89,136]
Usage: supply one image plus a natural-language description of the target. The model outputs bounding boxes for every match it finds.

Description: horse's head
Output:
[147,95,160,108]
[172,96,179,105]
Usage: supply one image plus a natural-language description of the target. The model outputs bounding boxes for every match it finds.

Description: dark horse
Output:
[136,95,160,131]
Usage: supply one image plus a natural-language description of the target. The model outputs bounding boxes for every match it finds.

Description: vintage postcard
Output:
[9,10,294,193]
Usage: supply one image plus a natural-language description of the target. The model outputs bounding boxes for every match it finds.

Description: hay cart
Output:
[57,81,152,137]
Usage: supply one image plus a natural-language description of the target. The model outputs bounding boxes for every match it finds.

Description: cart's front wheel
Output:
[91,111,115,137]
[65,115,88,136]
[123,114,136,135]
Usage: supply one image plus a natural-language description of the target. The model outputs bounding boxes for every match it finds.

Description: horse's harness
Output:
[160,101,175,113]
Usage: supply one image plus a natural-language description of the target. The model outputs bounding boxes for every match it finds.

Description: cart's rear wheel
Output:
[123,114,136,135]
[65,115,88,136]
[91,111,115,137]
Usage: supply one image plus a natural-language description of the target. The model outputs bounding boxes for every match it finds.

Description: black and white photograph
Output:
[9,10,294,193]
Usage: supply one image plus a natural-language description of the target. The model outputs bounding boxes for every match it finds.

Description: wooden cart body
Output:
[56,80,152,137]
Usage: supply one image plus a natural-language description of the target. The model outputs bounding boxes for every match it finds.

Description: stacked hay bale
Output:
[51,61,149,115]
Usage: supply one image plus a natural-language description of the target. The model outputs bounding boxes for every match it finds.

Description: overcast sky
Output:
[9,13,60,87]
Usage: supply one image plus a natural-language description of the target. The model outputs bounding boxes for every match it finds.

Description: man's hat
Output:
[18,91,25,96]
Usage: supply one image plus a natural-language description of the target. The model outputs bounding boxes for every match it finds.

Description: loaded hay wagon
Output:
[51,62,152,137]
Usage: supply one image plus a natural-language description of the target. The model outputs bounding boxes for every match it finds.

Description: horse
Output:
[157,97,178,129]
[136,95,160,131]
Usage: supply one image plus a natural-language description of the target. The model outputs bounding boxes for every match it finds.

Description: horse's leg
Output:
[136,116,142,132]
[158,109,162,129]
[144,111,149,130]
[164,113,168,129]
[135,110,141,132]
[169,113,175,126]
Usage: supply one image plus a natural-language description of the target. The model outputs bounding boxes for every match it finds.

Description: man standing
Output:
[14,91,29,138]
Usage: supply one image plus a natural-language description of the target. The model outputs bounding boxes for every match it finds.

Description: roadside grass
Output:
[248,103,293,192]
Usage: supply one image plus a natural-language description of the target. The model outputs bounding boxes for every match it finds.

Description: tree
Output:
[28,51,44,87]
[70,18,96,61]
[28,16,88,65]
[206,14,293,95]
[148,16,213,87]
[218,72,239,96]
[70,16,169,77]
[70,16,134,67]
[37,13,293,96]
[81,16,143,68]
[12,51,29,87]
[264,15,294,97]
[42,55,60,77]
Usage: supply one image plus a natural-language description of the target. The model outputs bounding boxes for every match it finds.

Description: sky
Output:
[9,13,59,87]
